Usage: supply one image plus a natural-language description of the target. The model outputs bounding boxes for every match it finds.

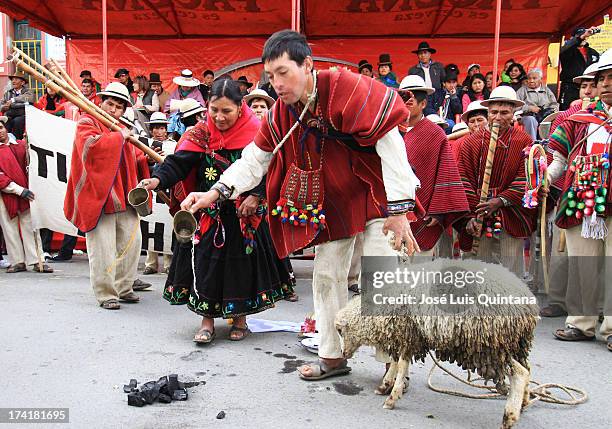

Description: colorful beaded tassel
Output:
[271,198,327,230]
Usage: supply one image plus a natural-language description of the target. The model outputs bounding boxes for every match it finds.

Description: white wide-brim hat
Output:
[145,111,169,125]
[243,89,275,108]
[173,69,201,87]
[398,75,435,95]
[451,122,469,133]
[98,82,132,106]
[179,98,205,118]
[426,113,448,128]
[0,116,8,124]
[481,85,524,108]
[589,48,612,74]
[461,100,488,122]
[573,63,599,83]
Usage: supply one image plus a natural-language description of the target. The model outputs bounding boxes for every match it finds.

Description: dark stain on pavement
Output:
[273,353,297,359]
[279,359,306,374]
[332,381,363,396]
[180,350,203,361]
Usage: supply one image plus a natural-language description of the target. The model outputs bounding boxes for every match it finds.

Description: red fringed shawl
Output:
[403,118,469,250]
[255,69,412,258]
[457,127,537,251]
[0,140,30,218]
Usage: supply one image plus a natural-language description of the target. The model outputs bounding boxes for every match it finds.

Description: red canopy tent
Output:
[0,0,608,89]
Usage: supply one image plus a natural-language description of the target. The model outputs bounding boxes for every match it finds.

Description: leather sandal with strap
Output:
[193,328,215,344]
[101,299,120,310]
[6,263,26,273]
[32,263,54,273]
[229,324,251,341]
[298,359,351,381]
[553,327,595,341]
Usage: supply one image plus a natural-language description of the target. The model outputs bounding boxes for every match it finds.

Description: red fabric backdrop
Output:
[66,37,549,89]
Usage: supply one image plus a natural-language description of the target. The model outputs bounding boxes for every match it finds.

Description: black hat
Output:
[443,71,458,82]
[80,70,92,78]
[378,54,392,66]
[445,63,459,75]
[572,27,587,37]
[412,41,436,54]
[114,68,129,78]
[149,72,161,84]
[358,59,373,72]
[235,76,253,88]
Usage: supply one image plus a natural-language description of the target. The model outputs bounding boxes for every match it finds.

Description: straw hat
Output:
[426,114,448,128]
[467,63,481,73]
[572,63,598,83]
[0,116,8,124]
[481,86,524,108]
[538,111,560,138]
[451,122,469,133]
[98,82,132,106]
[173,69,200,87]
[179,98,205,118]
[145,111,169,125]
[244,89,275,108]
[461,100,488,122]
[589,48,612,74]
[398,75,435,95]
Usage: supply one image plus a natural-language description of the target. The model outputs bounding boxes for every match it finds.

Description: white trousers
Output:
[0,198,42,266]
[564,219,612,338]
[145,251,172,270]
[313,218,400,360]
[86,210,141,304]
[465,232,524,279]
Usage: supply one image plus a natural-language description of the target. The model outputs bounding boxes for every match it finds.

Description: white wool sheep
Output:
[335,258,539,428]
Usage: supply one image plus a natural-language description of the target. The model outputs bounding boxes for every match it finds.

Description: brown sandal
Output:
[101,299,120,310]
[539,304,567,318]
[553,327,595,341]
[229,324,250,341]
[32,264,54,273]
[6,263,26,273]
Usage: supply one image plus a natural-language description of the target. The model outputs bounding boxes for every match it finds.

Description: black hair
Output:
[466,73,491,101]
[82,78,93,85]
[203,69,214,77]
[181,115,198,128]
[209,78,243,106]
[150,124,167,131]
[467,110,488,121]
[507,62,526,82]
[80,70,92,77]
[100,95,127,109]
[262,30,311,66]
[398,90,427,104]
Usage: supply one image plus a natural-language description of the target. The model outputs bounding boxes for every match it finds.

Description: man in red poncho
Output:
[0,116,52,273]
[64,82,148,310]
[457,86,537,277]
[181,30,421,380]
[397,75,468,256]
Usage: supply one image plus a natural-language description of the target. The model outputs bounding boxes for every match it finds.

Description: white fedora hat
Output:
[573,63,599,83]
[0,116,8,124]
[481,86,524,108]
[451,122,469,133]
[590,48,612,74]
[98,82,132,106]
[461,100,488,122]
[173,69,200,87]
[398,75,435,95]
[179,98,205,118]
[145,111,169,125]
[426,113,448,128]
[244,88,275,108]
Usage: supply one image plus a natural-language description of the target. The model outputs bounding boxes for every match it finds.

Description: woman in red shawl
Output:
[34,86,66,117]
[141,79,294,343]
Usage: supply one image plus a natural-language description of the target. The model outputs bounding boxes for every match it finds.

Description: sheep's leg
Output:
[376,360,398,395]
[521,360,531,409]
[501,358,530,429]
[383,357,409,410]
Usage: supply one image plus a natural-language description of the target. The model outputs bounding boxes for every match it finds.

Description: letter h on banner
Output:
[140,220,165,252]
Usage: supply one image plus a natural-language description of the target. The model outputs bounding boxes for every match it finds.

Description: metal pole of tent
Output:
[102,0,108,85]
[492,0,502,90]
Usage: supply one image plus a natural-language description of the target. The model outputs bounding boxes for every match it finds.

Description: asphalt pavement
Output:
[1,257,610,429]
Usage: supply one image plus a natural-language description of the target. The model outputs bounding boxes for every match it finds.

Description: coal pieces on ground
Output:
[157,393,172,404]
[127,392,146,407]
[125,374,194,407]
[216,411,226,419]
[123,378,138,393]
[172,388,188,401]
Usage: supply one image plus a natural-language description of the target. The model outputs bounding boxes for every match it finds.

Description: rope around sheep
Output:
[426,351,587,407]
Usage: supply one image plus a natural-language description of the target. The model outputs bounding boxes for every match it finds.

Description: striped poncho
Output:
[457,127,537,251]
